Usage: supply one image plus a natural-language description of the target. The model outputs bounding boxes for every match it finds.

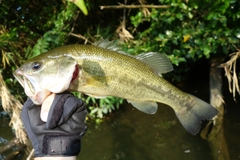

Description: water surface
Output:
[0,96,239,160]
[79,102,213,160]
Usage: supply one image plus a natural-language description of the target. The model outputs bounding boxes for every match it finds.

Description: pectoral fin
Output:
[127,100,158,114]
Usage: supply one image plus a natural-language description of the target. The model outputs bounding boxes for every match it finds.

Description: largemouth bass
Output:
[14,39,218,135]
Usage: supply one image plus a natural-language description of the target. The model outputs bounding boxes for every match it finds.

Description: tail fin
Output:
[175,94,218,135]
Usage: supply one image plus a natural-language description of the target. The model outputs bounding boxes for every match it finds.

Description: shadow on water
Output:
[223,91,240,160]
[0,112,26,160]
[0,113,18,159]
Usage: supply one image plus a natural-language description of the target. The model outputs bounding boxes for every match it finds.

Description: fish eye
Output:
[32,62,42,70]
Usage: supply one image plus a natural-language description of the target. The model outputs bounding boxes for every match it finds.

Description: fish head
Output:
[13,54,78,104]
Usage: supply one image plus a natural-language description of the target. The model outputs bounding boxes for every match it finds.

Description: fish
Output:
[13,39,218,135]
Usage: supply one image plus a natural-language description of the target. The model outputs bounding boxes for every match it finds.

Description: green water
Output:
[79,103,213,160]
[0,96,240,160]
[0,113,23,160]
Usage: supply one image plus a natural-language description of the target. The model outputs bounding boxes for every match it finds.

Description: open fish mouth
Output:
[13,69,35,96]
[13,69,36,97]
[13,69,51,104]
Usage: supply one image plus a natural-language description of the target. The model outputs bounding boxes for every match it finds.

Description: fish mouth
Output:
[13,64,79,104]
[13,69,50,104]
[13,69,35,95]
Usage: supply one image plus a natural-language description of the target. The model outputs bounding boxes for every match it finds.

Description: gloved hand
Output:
[21,92,87,157]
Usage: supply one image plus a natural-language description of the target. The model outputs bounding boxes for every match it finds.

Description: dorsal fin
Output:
[135,52,173,75]
[94,38,124,53]
[94,39,173,75]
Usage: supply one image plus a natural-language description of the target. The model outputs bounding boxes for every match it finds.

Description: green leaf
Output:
[194,39,202,45]
[176,13,183,20]
[179,2,188,10]
[91,108,99,114]
[69,0,88,15]
[203,46,211,58]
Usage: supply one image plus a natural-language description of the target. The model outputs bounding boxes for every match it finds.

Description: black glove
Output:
[21,92,87,157]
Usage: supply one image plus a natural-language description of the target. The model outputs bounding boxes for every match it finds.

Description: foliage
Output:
[87,96,124,119]
[24,2,78,58]
[73,92,124,121]
[127,0,240,71]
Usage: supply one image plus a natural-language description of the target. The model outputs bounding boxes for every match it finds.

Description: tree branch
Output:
[100,5,170,10]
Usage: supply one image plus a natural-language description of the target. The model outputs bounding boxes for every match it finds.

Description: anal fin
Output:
[127,100,158,114]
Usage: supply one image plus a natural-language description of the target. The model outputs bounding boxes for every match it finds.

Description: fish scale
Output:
[72,45,162,100]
